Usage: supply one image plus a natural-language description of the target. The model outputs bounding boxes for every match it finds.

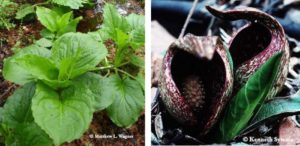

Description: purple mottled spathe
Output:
[207,6,290,98]
[159,34,233,136]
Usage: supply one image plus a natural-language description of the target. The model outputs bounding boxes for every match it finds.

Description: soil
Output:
[0,0,145,146]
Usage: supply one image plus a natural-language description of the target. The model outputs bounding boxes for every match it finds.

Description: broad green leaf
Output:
[13,123,53,146]
[3,57,36,85]
[126,14,144,30]
[73,72,115,111]
[15,4,35,19]
[32,82,93,145]
[243,96,300,133]
[106,75,144,128]
[40,29,55,39]
[57,11,72,28]
[51,0,88,9]
[115,28,129,49]
[102,3,130,38]
[51,32,107,80]
[1,83,36,126]
[1,83,52,146]
[126,14,145,49]
[216,53,283,142]
[35,38,53,48]
[36,7,60,32]
[3,45,51,85]
[36,7,81,36]
[135,72,145,90]
[13,44,51,58]
[14,55,58,81]
[51,6,71,16]
[129,27,145,50]
[88,29,110,42]
[0,124,15,146]
[114,29,130,66]
[130,55,144,68]
[57,16,82,36]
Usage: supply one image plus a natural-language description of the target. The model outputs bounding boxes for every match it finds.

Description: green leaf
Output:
[126,14,144,30]
[243,96,300,133]
[57,16,82,36]
[102,3,130,38]
[56,11,82,36]
[126,14,145,49]
[14,54,59,81]
[36,7,81,36]
[130,55,144,68]
[73,72,115,111]
[13,123,53,146]
[106,75,144,128]
[216,53,283,142]
[1,83,36,126]
[88,29,110,42]
[51,32,107,80]
[57,11,72,28]
[13,44,51,58]
[35,38,53,48]
[115,28,129,49]
[15,4,35,19]
[51,6,71,16]
[3,57,36,85]
[36,7,60,32]
[3,45,51,85]
[135,72,145,90]
[40,29,55,39]
[1,83,52,146]
[32,82,93,145]
[114,29,130,66]
[51,0,88,9]
[129,27,145,49]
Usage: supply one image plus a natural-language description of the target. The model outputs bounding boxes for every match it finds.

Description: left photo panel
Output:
[0,0,145,146]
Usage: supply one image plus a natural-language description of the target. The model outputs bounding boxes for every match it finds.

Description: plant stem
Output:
[90,61,135,79]
[33,1,50,7]
[178,0,199,39]
[90,65,114,71]
[118,61,130,67]
[115,68,136,79]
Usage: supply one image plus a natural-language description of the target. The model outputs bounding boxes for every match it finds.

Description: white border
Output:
[145,0,152,145]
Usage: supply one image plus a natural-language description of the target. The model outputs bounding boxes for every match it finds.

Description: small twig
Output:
[178,0,199,39]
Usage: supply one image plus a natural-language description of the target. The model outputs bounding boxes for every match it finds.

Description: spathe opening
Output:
[229,23,272,68]
[170,48,226,125]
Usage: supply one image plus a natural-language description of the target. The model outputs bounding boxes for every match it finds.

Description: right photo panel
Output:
[151,0,300,145]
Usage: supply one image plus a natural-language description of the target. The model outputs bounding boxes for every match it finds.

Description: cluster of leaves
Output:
[0,0,17,29]
[0,0,93,30]
[15,0,93,19]
[0,3,144,146]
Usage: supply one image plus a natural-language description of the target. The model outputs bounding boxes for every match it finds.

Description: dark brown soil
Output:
[0,20,42,105]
